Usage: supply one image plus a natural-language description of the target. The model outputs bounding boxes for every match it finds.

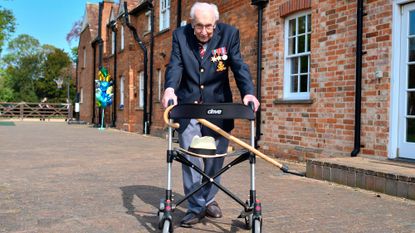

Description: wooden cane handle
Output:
[197,118,284,169]
[163,105,180,129]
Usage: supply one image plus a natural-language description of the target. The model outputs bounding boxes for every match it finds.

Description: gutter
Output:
[110,20,117,127]
[351,0,365,157]
[176,0,182,28]
[148,3,154,132]
[90,2,104,126]
[123,1,149,134]
[251,0,269,148]
[91,44,97,124]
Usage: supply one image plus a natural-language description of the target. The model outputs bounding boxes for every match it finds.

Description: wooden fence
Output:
[0,102,72,120]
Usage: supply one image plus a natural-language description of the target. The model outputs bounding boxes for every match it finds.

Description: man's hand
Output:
[162,88,177,108]
[243,94,260,112]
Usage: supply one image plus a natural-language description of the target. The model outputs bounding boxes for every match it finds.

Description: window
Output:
[159,0,170,31]
[120,25,125,50]
[146,10,152,33]
[111,31,115,54]
[157,69,162,101]
[284,11,311,100]
[139,72,144,108]
[120,76,125,109]
[83,48,86,68]
[80,88,84,103]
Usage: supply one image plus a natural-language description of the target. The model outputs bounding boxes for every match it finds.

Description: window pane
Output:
[298,16,306,34]
[289,38,295,55]
[291,57,298,74]
[307,34,311,52]
[289,19,296,36]
[291,75,298,92]
[410,38,415,62]
[407,118,415,142]
[409,64,415,88]
[410,11,415,35]
[298,35,305,53]
[307,14,311,32]
[300,75,308,92]
[408,92,415,115]
[300,55,308,73]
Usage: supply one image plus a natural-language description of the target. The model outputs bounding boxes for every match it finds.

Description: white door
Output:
[398,3,415,159]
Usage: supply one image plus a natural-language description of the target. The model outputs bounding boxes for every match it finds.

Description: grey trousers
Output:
[178,119,229,214]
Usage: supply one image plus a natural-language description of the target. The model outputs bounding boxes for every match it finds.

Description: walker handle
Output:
[248,101,255,111]
[168,99,174,106]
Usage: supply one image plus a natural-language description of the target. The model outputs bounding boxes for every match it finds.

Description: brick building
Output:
[77,0,415,162]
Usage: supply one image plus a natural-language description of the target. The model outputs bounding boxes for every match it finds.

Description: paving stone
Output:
[0,122,414,232]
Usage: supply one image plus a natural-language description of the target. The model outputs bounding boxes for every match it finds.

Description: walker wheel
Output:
[252,219,262,233]
[162,219,173,233]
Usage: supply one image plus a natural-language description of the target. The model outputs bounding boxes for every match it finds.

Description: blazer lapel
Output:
[191,39,202,62]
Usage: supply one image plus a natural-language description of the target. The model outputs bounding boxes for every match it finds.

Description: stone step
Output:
[306,157,415,200]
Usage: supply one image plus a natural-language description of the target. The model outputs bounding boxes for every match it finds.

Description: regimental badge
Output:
[217,61,226,72]
[211,47,228,72]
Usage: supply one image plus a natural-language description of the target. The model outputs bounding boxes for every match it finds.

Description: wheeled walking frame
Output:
[158,102,263,232]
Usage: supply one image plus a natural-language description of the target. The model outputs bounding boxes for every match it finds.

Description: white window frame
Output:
[83,48,86,68]
[146,10,152,33]
[283,11,311,100]
[111,31,115,55]
[120,25,125,50]
[157,69,162,101]
[139,72,144,108]
[120,76,125,108]
[80,88,84,103]
[390,0,415,159]
[159,0,170,31]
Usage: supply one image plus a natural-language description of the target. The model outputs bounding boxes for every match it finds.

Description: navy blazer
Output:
[165,23,255,133]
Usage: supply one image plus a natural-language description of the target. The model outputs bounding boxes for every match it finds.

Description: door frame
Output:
[389,0,415,159]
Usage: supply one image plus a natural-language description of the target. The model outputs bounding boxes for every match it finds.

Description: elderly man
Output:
[162,2,259,227]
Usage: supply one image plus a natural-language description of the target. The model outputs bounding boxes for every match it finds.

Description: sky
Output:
[1,0,113,54]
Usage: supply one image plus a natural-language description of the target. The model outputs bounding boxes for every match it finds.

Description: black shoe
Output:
[180,211,205,228]
[206,201,222,218]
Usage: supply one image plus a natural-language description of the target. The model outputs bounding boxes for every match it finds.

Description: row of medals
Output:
[211,54,227,71]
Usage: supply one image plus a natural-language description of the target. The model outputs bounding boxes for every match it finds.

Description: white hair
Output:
[190,2,220,22]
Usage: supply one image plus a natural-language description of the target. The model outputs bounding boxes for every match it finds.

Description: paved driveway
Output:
[0,122,414,232]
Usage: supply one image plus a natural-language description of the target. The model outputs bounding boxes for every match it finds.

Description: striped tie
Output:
[199,44,206,58]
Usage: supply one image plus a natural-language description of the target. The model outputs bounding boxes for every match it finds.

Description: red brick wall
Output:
[81,0,394,160]
[78,28,94,123]
[260,0,392,160]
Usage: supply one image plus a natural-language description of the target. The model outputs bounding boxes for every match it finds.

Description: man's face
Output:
[192,8,216,43]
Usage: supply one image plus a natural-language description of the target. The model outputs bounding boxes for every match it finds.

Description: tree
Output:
[70,46,78,64]
[66,19,82,48]
[66,19,81,64]
[35,46,72,102]
[2,34,42,102]
[0,6,16,55]
[2,34,75,103]
[0,69,13,101]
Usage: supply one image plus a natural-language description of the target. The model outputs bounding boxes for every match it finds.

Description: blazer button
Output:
[200,68,204,73]
[194,101,198,104]
[200,85,204,89]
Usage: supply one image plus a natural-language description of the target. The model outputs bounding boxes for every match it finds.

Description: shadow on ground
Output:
[120,185,186,232]
[120,185,247,232]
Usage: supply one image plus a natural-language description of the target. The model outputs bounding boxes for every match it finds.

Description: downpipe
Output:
[351,0,365,157]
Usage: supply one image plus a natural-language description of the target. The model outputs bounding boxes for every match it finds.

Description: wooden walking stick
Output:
[163,105,305,176]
